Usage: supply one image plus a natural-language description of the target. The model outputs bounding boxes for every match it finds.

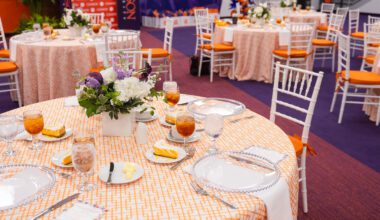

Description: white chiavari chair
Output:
[349,9,364,56]
[104,49,152,71]
[312,14,344,72]
[0,17,9,60]
[272,22,315,80]
[361,23,380,71]
[316,3,335,38]
[194,8,210,55]
[87,13,105,24]
[103,31,141,67]
[0,62,22,107]
[368,16,380,25]
[330,33,380,125]
[142,18,174,80]
[198,18,235,82]
[271,62,324,213]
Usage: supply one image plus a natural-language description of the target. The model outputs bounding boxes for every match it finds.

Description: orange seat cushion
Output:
[199,43,235,51]
[90,66,105,72]
[0,62,18,73]
[368,42,380,47]
[141,48,170,58]
[197,33,212,40]
[351,32,364,39]
[339,70,380,85]
[273,49,309,58]
[312,39,335,46]
[0,49,10,58]
[364,55,375,65]
[317,24,328,31]
[288,135,304,157]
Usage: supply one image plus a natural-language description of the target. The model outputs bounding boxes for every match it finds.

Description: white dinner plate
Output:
[167,131,200,143]
[178,95,197,105]
[51,150,73,168]
[98,162,144,184]
[145,146,186,164]
[136,112,158,122]
[159,117,175,127]
[38,128,73,142]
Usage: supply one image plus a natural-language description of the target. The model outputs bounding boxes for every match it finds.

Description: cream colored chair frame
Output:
[349,9,363,56]
[271,62,323,213]
[194,9,210,55]
[87,13,105,24]
[0,17,8,61]
[105,49,152,70]
[0,68,22,107]
[103,31,141,66]
[361,23,380,71]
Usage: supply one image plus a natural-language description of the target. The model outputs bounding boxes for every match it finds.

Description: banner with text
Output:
[117,0,141,30]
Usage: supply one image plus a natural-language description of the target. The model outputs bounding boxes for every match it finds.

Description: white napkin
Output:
[55,202,104,220]
[64,96,79,107]
[0,167,51,209]
[243,146,288,164]
[278,29,291,46]
[223,27,234,42]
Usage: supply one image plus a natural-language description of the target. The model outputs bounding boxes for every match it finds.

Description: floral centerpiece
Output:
[248,3,271,25]
[76,52,160,136]
[63,8,90,37]
[280,0,291,8]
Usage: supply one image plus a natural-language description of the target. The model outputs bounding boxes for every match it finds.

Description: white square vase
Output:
[101,112,136,137]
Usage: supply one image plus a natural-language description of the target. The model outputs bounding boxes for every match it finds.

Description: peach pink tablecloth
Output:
[287,11,327,26]
[363,48,380,123]
[0,97,299,219]
[9,30,139,106]
[214,25,290,83]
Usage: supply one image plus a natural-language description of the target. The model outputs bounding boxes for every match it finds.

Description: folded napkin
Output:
[184,146,292,220]
[55,201,105,220]
[64,96,79,107]
[223,28,234,42]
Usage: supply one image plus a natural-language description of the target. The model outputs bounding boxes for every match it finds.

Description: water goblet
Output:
[204,114,224,153]
[0,116,20,156]
[23,110,44,150]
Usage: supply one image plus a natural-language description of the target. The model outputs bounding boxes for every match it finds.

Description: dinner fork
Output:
[170,147,196,170]
[190,181,237,209]
[53,169,72,179]
[230,115,255,124]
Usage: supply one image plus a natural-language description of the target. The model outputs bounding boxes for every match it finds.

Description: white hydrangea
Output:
[100,67,117,84]
[114,77,152,102]
[254,7,263,16]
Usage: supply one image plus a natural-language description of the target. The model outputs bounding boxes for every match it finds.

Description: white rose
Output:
[100,67,117,84]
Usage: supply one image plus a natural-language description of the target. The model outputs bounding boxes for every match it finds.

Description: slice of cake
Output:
[42,125,66,138]
[153,141,178,159]
[165,112,177,125]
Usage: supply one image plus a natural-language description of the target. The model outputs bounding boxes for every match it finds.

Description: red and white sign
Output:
[71,0,118,28]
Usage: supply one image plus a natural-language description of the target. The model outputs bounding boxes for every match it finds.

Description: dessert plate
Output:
[98,162,144,184]
[166,131,201,143]
[145,146,186,164]
[136,112,158,122]
[159,117,174,127]
[38,128,73,142]
[178,95,198,105]
[51,150,74,168]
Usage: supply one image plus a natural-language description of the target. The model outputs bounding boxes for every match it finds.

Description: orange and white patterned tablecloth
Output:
[0,97,298,219]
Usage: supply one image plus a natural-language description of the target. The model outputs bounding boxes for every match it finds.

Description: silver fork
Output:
[53,169,72,179]
[170,147,196,170]
[230,115,255,124]
[190,181,237,209]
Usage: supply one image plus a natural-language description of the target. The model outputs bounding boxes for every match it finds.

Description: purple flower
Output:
[85,77,101,88]
[116,68,127,80]
[88,72,103,84]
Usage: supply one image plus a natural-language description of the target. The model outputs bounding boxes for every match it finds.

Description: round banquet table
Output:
[0,97,298,219]
[214,25,293,83]
[363,48,380,123]
[287,10,327,26]
[9,29,139,106]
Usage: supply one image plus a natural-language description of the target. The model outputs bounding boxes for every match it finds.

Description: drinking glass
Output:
[100,23,109,34]
[92,24,101,36]
[204,114,224,153]
[0,116,20,156]
[23,110,44,150]
[176,112,195,148]
[163,81,180,112]
[72,134,96,191]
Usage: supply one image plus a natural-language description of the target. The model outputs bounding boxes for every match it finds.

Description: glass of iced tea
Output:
[23,110,44,150]
[92,24,101,35]
[163,81,180,112]
[176,112,195,148]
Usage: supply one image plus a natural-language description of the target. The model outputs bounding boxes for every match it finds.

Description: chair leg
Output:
[338,83,349,124]
[330,82,339,112]
[198,52,203,77]
[376,98,380,126]
[169,59,173,81]
[360,60,366,71]
[194,38,199,55]
[231,52,236,80]
[332,47,336,73]
[210,52,214,83]
[300,148,308,213]
[14,72,22,107]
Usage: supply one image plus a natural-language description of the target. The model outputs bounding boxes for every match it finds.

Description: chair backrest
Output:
[348,9,360,35]
[288,22,316,55]
[0,17,7,50]
[368,16,380,25]
[326,14,344,43]
[163,18,174,54]
[337,33,352,82]
[104,31,140,66]
[270,62,324,143]
[194,9,209,40]
[198,17,214,45]
[105,49,152,71]
[87,13,104,24]
[321,3,335,22]
[363,23,380,62]
[336,7,349,30]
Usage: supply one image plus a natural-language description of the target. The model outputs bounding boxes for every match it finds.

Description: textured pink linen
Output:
[362,49,380,122]
[214,26,286,83]
[287,11,327,26]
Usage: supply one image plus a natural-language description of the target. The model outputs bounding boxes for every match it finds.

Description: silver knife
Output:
[107,162,115,185]
[229,155,272,170]
[31,193,80,220]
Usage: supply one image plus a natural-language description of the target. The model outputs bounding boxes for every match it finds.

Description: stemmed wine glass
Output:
[175,112,195,148]
[23,110,44,150]
[163,81,180,112]
[92,24,101,37]
[204,114,224,153]
[0,116,21,156]
[72,133,96,192]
